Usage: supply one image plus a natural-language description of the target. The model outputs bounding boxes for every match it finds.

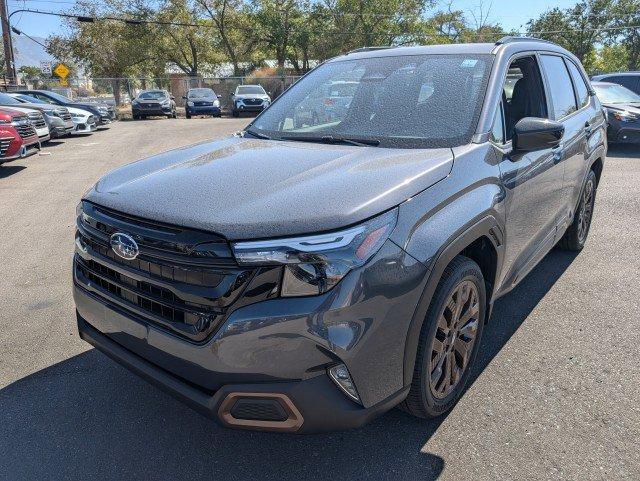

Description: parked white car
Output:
[67,106,97,134]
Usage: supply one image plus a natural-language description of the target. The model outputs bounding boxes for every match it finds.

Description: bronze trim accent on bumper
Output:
[218,392,304,432]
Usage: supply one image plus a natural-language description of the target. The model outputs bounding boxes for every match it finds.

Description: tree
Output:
[253,0,303,73]
[609,0,640,70]
[527,0,614,63]
[153,0,223,77]
[47,1,154,104]
[195,0,259,75]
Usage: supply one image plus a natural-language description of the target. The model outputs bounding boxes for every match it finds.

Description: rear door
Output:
[538,54,584,232]
[563,59,600,218]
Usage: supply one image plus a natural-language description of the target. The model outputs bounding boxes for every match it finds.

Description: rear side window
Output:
[540,55,578,119]
[566,61,589,108]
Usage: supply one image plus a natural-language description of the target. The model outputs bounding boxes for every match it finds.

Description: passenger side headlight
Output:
[187,101,194,107]
[232,209,397,297]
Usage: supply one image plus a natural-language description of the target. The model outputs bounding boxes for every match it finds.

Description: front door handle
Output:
[552,146,563,163]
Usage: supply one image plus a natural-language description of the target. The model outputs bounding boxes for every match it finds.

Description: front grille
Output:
[73,202,277,342]
[243,98,263,106]
[27,112,46,128]
[194,101,213,106]
[57,109,72,121]
[12,118,36,139]
[0,137,13,156]
[141,102,161,109]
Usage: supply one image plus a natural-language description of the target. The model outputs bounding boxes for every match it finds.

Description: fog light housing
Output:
[328,364,361,404]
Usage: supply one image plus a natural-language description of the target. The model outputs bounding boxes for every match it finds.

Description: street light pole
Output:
[0,0,16,84]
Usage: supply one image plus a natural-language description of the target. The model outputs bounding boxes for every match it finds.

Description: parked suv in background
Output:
[5,93,74,138]
[12,89,114,126]
[74,38,605,433]
[0,107,40,164]
[231,84,270,116]
[132,90,177,119]
[184,88,222,118]
[592,81,640,144]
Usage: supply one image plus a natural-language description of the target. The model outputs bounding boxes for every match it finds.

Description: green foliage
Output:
[43,0,640,82]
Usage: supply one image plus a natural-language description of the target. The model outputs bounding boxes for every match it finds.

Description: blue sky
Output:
[7,0,580,40]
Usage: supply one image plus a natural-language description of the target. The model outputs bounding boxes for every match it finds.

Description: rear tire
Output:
[558,169,597,251]
[186,112,191,119]
[401,255,486,418]
[232,110,239,117]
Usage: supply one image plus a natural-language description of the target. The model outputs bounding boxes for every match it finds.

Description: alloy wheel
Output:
[578,178,595,243]
[429,280,480,399]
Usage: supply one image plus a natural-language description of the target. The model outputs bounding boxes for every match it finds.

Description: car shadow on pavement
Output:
[0,251,576,481]
[0,164,26,179]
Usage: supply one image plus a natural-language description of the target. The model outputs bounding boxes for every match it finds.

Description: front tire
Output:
[402,256,486,418]
[559,169,597,251]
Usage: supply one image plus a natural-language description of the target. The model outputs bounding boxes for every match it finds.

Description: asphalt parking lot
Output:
[1,118,639,481]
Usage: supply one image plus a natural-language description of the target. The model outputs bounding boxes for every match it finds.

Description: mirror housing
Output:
[182,95,187,99]
[513,117,564,151]
[170,95,175,100]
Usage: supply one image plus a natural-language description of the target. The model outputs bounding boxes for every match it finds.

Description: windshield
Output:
[594,83,640,104]
[236,86,265,95]
[188,88,216,98]
[0,92,21,105]
[138,91,167,100]
[250,54,493,148]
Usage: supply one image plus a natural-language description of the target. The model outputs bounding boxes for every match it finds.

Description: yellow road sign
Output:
[53,63,70,79]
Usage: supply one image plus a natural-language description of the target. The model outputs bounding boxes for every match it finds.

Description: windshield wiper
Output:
[280,134,380,147]
[244,129,271,140]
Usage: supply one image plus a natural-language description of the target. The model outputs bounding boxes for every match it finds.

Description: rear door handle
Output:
[584,121,593,135]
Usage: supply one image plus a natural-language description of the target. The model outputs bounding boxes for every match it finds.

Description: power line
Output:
[6,7,640,38]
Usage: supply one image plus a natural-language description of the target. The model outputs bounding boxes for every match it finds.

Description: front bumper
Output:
[233,103,267,113]
[77,312,408,433]
[609,124,640,143]
[132,106,173,117]
[186,105,221,116]
[73,239,428,432]
[72,120,98,134]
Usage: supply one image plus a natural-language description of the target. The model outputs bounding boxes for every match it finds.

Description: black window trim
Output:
[489,100,506,146]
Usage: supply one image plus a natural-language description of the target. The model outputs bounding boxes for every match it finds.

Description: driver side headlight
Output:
[232,209,397,297]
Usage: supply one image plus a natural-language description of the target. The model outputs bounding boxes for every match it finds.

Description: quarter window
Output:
[540,55,578,119]
[490,103,505,144]
[566,61,589,108]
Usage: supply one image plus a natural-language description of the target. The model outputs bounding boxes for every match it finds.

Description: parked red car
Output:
[0,107,40,165]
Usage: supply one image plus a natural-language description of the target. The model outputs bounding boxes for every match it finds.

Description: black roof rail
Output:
[495,36,556,46]
[346,46,393,54]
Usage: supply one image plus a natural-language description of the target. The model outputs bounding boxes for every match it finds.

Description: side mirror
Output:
[171,95,175,100]
[513,117,564,151]
[182,96,187,100]
[217,94,222,99]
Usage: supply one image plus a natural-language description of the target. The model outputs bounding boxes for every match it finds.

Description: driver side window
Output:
[502,56,549,141]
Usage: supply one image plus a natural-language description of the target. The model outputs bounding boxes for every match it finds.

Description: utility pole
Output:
[0,0,15,85]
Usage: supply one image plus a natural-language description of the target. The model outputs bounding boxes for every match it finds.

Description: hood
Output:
[70,102,103,112]
[603,103,640,114]
[66,106,93,116]
[85,136,453,240]
[10,102,56,114]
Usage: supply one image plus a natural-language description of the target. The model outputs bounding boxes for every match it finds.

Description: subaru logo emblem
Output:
[110,233,139,260]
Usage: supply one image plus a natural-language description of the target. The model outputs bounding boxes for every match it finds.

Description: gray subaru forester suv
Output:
[73,37,606,432]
